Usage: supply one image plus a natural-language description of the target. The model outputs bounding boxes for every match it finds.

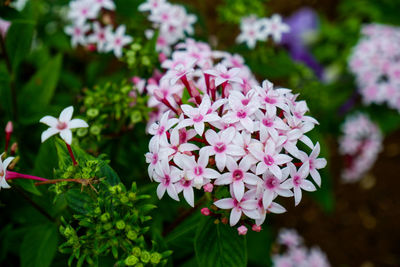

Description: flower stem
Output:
[6,171,49,182]
[66,143,78,166]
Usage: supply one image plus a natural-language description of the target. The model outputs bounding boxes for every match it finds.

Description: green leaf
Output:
[12,179,42,196]
[194,218,247,267]
[20,223,59,267]
[5,19,35,71]
[33,138,58,178]
[18,54,63,124]
[65,189,92,214]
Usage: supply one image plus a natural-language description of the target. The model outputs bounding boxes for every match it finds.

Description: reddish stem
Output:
[180,75,193,98]
[66,143,78,166]
[5,133,10,153]
[189,137,208,144]
[161,98,178,114]
[6,171,49,182]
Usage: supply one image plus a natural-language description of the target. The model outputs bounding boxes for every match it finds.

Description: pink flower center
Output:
[241,99,250,105]
[262,118,273,127]
[151,154,158,165]
[309,159,314,170]
[236,110,247,119]
[99,32,105,40]
[115,38,122,46]
[157,126,165,136]
[179,130,187,143]
[264,96,276,104]
[263,155,274,166]
[220,73,230,79]
[163,175,171,186]
[265,176,278,189]
[232,169,244,181]
[193,114,204,123]
[293,175,302,186]
[57,121,68,130]
[214,142,226,153]
[181,179,192,187]
[194,166,203,176]
[74,28,81,35]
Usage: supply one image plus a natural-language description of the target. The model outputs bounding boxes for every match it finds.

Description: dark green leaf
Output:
[194,218,247,267]
[20,223,59,267]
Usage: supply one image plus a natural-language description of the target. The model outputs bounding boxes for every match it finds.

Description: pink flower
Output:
[174,150,220,188]
[40,106,88,145]
[281,162,316,206]
[214,191,259,226]
[148,111,179,145]
[277,228,303,248]
[105,25,133,58]
[215,157,261,201]
[65,23,90,48]
[204,64,243,87]
[201,127,245,171]
[298,142,327,186]
[177,95,220,136]
[153,161,181,201]
[249,139,292,179]
[175,177,195,206]
[260,170,293,208]
[88,22,112,52]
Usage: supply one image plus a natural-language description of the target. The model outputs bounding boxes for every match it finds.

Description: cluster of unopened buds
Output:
[64,0,132,57]
[349,23,400,112]
[143,39,327,229]
[272,228,330,267]
[237,14,290,48]
[339,113,382,182]
[139,0,197,55]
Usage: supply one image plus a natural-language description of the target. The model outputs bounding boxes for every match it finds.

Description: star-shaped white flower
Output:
[0,153,14,190]
[40,106,88,145]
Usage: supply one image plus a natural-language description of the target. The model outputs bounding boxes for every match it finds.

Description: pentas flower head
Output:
[40,106,89,145]
[339,113,382,183]
[349,23,400,112]
[64,0,132,58]
[273,228,331,267]
[0,153,14,190]
[139,0,197,55]
[144,39,325,228]
[237,14,290,48]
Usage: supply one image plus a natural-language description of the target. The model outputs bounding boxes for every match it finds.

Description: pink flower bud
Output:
[132,76,141,85]
[148,78,157,85]
[203,183,214,192]
[5,121,13,134]
[159,52,167,63]
[87,44,97,52]
[252,224,262,232]
[237,225,248,235]
[201,208,210,216]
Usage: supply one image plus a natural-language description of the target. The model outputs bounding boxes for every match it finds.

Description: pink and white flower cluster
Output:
[64,0,133,57]
[237,14,290,48]
[139,0,197,55]
[144,39,326,227]
[349,24,400,112]
[339,113,382,183]
[272,228,330,267]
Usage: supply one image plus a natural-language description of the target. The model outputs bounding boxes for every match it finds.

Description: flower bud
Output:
[252,224,262,232]
[124,255,138,266]
[140,251,151,263]
[116,220,126,230]
[201,208,210,216]
[127,230,137,240]
[132,247,141,257]
[5,121,13,134]
[203,183,213,192]
[150,252,162,264]
[237,225,248,235]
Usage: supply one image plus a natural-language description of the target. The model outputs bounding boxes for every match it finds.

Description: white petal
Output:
[233,181,244,201]
[156,184,166,199]
[60,130,73,145]
[183,187,194,207]
[39,116,58,127]
[230,208,242,226]
[59,106,74,122]
[214,198,234,209]
[294,187,302,206]
[68,119,88,129]
[41,128,59,143]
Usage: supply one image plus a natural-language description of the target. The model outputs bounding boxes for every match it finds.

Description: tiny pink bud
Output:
[252,224,262,232]
[129,90,137,98]
[203,183,214,192]
[237,225,248,235]
[221,217,228,224]
[158,52,167,63]
[87,44,96,52]
[132,76,141,85]
[201,208,210,216]
[5,121,13,134]
[148,78,157,85]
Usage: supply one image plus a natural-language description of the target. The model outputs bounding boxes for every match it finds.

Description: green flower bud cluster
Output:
[122,38,159,75]
[58,181,171,267]
[52,159,102,194]
[78,81,151,151]
[217,0,266,24]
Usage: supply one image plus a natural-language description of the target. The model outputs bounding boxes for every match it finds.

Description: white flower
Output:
[40,106,89,145]
[65,22,91,48]
[0,153,14,190]
[105,25,133,58]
